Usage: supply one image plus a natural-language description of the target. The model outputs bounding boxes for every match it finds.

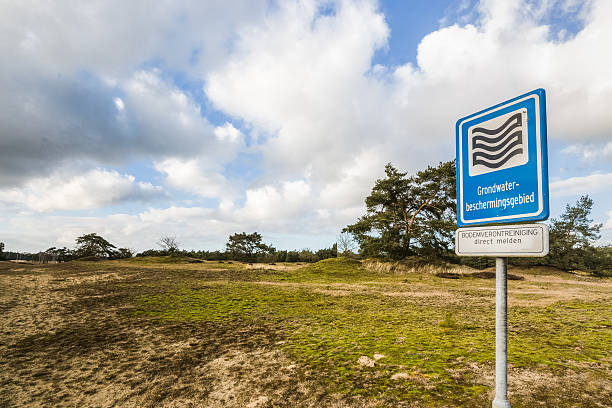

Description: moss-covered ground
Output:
[0,257,610,407]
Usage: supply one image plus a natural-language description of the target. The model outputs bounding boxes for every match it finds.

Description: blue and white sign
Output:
[456,88,549,227]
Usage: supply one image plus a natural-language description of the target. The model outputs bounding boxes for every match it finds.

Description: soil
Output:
[0,261,379,408]
[0,260,609,407]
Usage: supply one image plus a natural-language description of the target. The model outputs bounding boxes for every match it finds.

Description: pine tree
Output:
[547,195,602,271]
[344,161,456,260]
[226,232,275,262]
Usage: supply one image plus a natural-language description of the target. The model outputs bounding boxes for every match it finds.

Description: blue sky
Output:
[375,0,457,66]
[0,0,610,252]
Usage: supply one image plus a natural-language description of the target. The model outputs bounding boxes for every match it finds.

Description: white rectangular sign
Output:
[455,223,548,257]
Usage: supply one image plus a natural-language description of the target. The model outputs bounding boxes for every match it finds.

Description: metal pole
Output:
[493,257,511,408]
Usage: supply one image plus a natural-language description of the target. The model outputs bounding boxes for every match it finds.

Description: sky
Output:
[1,0,611,253]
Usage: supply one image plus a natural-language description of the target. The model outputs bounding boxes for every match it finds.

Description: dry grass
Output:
[362,259,476,275]
[0,258,610,407]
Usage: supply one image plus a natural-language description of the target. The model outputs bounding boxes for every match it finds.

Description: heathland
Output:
[0,257,610,407]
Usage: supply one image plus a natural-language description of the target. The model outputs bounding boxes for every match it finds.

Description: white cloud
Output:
[154,158,237,199]
[122,70,216,155]
[0,2,266,186]
[138,206,213,225]
[214,122,243,143]
[319,149,382,209]
[411,0,612,140]
[0,67,226,188]
[604,210,612,230]
[206,0,612,192]
[206,0,391,183]
[238,180,312,224]
[1,1,269,78]
[550,173,612,197]
[0,169,163,212]
[114,97,125,111]
[199,0,612,241]
[561,141,612,161]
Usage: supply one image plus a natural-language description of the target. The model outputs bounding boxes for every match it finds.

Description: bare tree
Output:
[337,232,357,255]
[157,235,180,255]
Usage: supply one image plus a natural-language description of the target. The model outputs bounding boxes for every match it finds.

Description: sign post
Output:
[493,257,510,408]
[455,89,550,408]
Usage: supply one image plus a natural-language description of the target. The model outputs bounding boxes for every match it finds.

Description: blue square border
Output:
[455,88,549,227]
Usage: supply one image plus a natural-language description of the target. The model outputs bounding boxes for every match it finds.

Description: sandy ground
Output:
[0,262,381,408]
[0,261,609,407]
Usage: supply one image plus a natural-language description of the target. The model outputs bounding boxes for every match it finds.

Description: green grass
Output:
[130,257,612,407]
[122,255,214,264]
[259,257,380,282]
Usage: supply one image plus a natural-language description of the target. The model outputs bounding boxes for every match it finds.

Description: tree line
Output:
[0,232,337,264]
[137,232,338,263]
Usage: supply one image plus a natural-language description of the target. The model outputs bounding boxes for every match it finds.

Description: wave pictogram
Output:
[471,112,523,169]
